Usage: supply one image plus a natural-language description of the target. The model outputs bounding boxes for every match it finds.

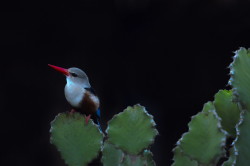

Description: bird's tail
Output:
[96,118,102,132]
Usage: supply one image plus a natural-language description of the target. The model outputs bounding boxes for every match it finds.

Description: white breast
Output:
[64,81,85,108]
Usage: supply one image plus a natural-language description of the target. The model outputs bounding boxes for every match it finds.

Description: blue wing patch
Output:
[96,108,102,132]
[96,108,101,118]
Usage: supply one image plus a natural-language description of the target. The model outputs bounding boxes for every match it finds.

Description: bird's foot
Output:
[70,109,75,114]
[85,114,91,124]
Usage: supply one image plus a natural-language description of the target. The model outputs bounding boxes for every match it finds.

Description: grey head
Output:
[67,67,91,88]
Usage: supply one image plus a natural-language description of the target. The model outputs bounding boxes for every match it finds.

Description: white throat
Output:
[64,79,87,108]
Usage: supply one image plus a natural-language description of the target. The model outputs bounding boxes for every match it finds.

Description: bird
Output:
[48,64,101,130]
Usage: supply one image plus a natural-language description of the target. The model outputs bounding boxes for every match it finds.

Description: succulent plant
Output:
[172,48,250,166]
[50,112,103,166]
[172,102,227,166]
[50,105,158,166]
[50,47,250,166]
[228,48,250,166]
[106,105,158,155]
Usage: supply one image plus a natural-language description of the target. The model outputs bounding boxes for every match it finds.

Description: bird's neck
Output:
[64,81,87,108]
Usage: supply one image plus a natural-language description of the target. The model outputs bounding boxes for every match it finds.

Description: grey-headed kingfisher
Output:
[48,64,101,130]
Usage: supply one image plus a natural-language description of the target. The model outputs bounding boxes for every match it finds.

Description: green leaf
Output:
[202,101,215,113]
[177,103,226,165]
[120,150,155,166]
[50,112,103,166]
[102,142,124,166]
[142,150,156,166]
[172,147,198,166]
[121,155,145,166]
[106,104,158,155]
[229,47,250,165]
[214,90,240,137]
[234,111,250,166]
[102,142,155,166]
[229,47,250,110]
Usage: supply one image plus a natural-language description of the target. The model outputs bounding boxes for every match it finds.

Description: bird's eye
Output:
[70,72,78,77]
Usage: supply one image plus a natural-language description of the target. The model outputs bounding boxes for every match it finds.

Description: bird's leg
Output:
[85,114,91,124]
[70,109,75,114]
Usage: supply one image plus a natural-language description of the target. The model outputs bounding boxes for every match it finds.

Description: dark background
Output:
[2,0,250,165]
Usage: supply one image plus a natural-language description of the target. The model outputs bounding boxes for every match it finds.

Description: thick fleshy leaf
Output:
[172,147,198,166]
[121,155,145,166]
[214,90,240,137]
[142,150,156,166]
[102,142,124,166]
[229,47,250,165]
[50,112,103,166]
[202,101,215,113]
[234,111,250,166]
[102,142,156,166]
[177,103,226,165]
[120,150,155,166]
[106,104,158,155]
[229,47,250,111]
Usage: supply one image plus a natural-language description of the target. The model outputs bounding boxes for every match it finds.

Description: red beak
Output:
[48,64,69,76]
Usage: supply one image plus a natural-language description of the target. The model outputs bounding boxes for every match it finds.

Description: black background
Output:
[2,0,250,165]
